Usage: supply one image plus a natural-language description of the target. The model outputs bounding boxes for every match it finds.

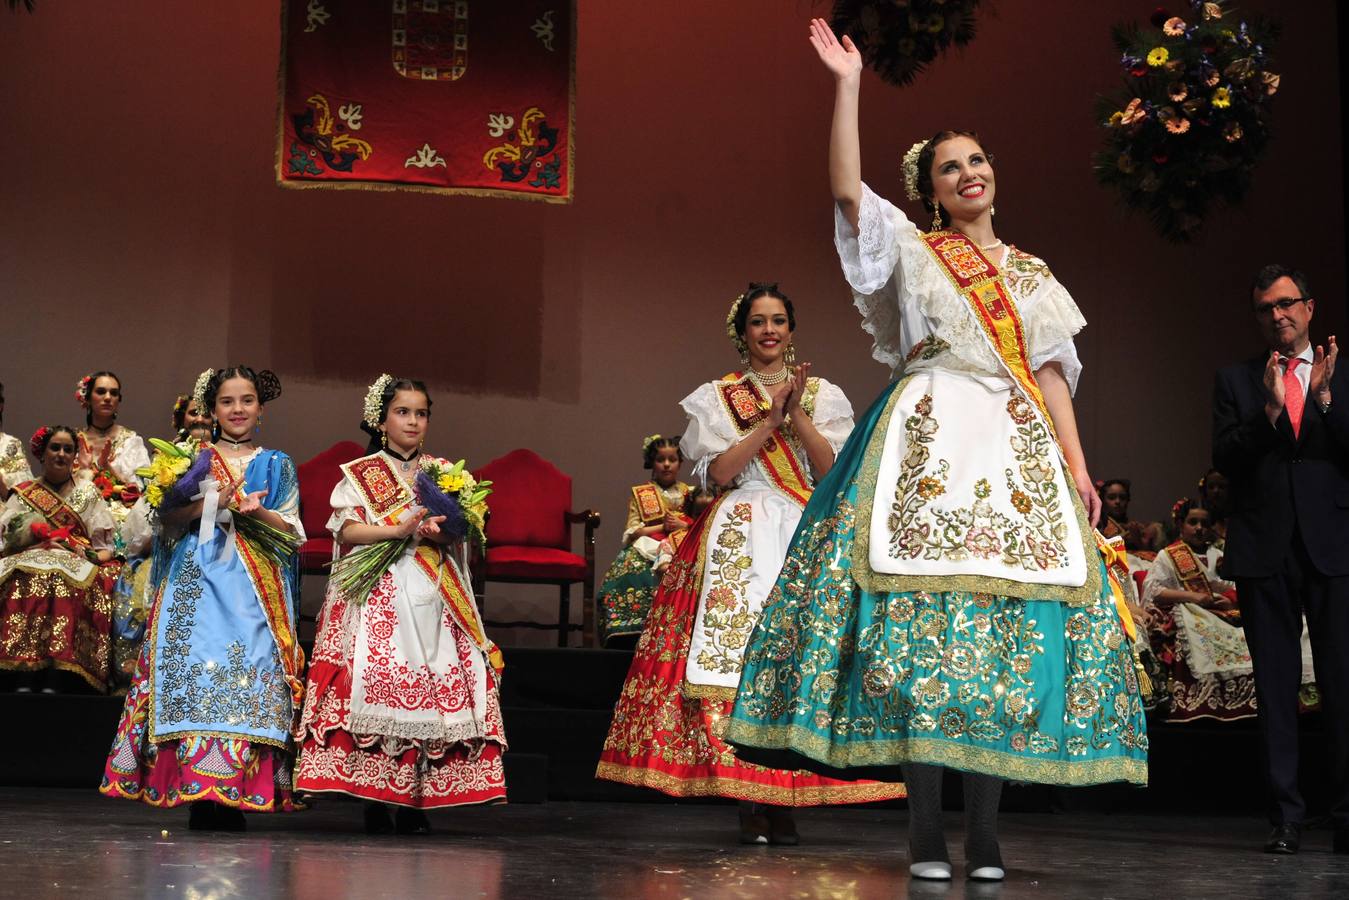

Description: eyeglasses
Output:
[1253,297,1309,317]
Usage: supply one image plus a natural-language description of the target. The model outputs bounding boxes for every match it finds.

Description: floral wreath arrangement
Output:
[1095,1,1280,241]
[829,0,983,87]
[328,374,494,605]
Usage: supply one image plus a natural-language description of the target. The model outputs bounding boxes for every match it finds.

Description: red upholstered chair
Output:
[1132,568,1148,600]
[473,449,601,647]
[297,440,367,577]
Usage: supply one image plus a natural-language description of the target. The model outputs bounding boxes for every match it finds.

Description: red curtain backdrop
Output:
[278,0,574,202]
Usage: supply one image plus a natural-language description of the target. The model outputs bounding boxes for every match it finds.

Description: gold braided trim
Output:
[594,760,904,805]
[149,726,291,751]
[722,720,1148,787]
[680,681,737,701]
[850,377,1102,605]
[0,657,107,692]
[98,779,297,810]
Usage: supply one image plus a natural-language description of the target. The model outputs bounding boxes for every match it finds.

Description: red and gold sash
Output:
[206,446,306,708]
[920,231,1058,443]
[15,480,91,546]
[631,482,668,526]
[412,544,505,678]
[340,454,416,525]
[1164,541,1212,595]
[714,371,813,508]
[343,454,504,677]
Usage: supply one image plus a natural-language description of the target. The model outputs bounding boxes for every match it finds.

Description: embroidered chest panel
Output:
[343,455,413,519]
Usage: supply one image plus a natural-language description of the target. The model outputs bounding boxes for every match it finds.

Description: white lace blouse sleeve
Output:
[1025,275,1087,395]
[809,379,855,454]
[82,496,117,553]
[112,434,151,486]
[122,497,154,557]
[1140,551,1179,609]
[680,382,738,490]
[835,183,915,372]
[326,478,365,539]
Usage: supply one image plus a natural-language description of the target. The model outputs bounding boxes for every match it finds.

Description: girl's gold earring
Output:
[381,431,388,449]
[931,202,942,232]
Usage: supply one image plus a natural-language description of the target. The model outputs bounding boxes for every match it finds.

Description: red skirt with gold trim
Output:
[0,563,119,691]
[595,507,903,805]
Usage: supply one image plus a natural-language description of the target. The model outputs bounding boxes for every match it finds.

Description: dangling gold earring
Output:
[990,205,996,218]
[931,202,942,232]
[785,343,797,366]
[381,431,388,449]
[739,348,749,366]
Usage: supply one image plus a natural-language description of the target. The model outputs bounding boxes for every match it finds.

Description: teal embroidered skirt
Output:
[596,544,662,647]
[725,380,1149,786]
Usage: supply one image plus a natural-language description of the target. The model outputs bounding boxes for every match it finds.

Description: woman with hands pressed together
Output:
[598,283,903,846]
[102,366,305,831]
[724,19,1148,883]
[295,376,507,835]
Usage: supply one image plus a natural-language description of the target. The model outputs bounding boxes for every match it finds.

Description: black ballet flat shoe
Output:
[188,800,218,831]
[738,801,769,845]
[394,807,432,835]
[363,802,394,835]
[765,806,799,846]
[1263,823,1300,854]
[213,804,246,832]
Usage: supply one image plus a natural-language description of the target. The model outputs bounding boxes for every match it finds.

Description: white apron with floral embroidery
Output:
[678,376,855,694]
[837,182,1093,594]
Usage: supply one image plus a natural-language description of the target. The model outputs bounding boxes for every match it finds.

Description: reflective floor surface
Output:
[2,788,1347,899]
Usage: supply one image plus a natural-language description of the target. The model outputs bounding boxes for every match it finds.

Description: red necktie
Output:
[1284,357,1305,438]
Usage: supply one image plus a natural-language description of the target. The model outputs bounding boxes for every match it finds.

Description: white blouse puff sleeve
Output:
[110,432,151,485]
[326,478,365,540]
[679,379,855,489]
[79,492,117,554]
[834,182,1087,394]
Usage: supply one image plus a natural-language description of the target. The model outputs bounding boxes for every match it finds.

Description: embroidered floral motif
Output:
[694,503,754,675]
[886,392,1071,573]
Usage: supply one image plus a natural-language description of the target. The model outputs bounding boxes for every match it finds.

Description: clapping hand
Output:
[785,362,812,416]
[1309,335,1338,404]
[416,515,447,540]
[808,17,862,82]
[236,490,267,516]
[1262,350,1287,412]
[767,379,796,428]
[393,508,428,539]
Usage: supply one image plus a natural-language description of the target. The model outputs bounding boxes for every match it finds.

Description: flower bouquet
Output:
[328,457,493,606]
[1094,1,1281,241]
[829,0,983,87]
[137,438,300,565]
[1,517,100,562]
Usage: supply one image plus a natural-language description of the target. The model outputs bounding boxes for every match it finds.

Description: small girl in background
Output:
[595,435,691,648]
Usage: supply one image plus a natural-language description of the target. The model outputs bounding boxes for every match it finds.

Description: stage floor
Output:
[4,788,1346,899]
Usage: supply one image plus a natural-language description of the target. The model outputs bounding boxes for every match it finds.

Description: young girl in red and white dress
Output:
[296,376,507,834]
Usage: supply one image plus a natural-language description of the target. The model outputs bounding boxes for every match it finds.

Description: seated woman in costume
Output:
[171,393,215,444]
[0,426,119,693]
[0,381,35,502]
[1098,478,1163,563]
[109,392,210,691]
[296,375,507,833]
[596,434,692,647]
[73,372,150,558]
[652,485,716,575]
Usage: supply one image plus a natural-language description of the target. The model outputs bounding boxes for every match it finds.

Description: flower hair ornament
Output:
[902,139,929,203]
[29,426,52,458]
[362,373,395,429]
[1171,496,1193,526]
[725,293,749,356]
[191,368,215,416]
[171,394,191,430]
[74,375,93,406]
[642,433,663,453]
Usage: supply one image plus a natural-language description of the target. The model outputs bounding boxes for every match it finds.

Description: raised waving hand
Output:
[808,17,862,82]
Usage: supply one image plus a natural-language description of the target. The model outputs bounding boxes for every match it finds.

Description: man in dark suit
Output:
[1213,263,1348,854]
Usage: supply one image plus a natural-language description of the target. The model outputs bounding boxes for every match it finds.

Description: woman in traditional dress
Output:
[1098,478,1163,560]
[0,381,35,502]
[101,366,304,830]
[596,435,692,647]
[1141,498,1315,722]
[296,376,507,834]
[1197,468,1230,550]
[74,372,150,557]
[172,393,216,444]
[724,20,1148,882]
[597,282,904,845]
[0,426,119,692]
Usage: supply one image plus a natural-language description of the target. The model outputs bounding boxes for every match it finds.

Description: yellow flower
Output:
[1162,17,1186,37]
[1146,47,1169,67]
[1211,86,1231,108]
[438,472,466,494]
[146,484,164,508]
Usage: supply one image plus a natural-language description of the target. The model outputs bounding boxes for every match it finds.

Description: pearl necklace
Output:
[749,366,790,387]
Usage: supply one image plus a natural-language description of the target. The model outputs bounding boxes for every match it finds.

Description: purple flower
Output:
[161,450,214,510]
[414,471,468,541]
